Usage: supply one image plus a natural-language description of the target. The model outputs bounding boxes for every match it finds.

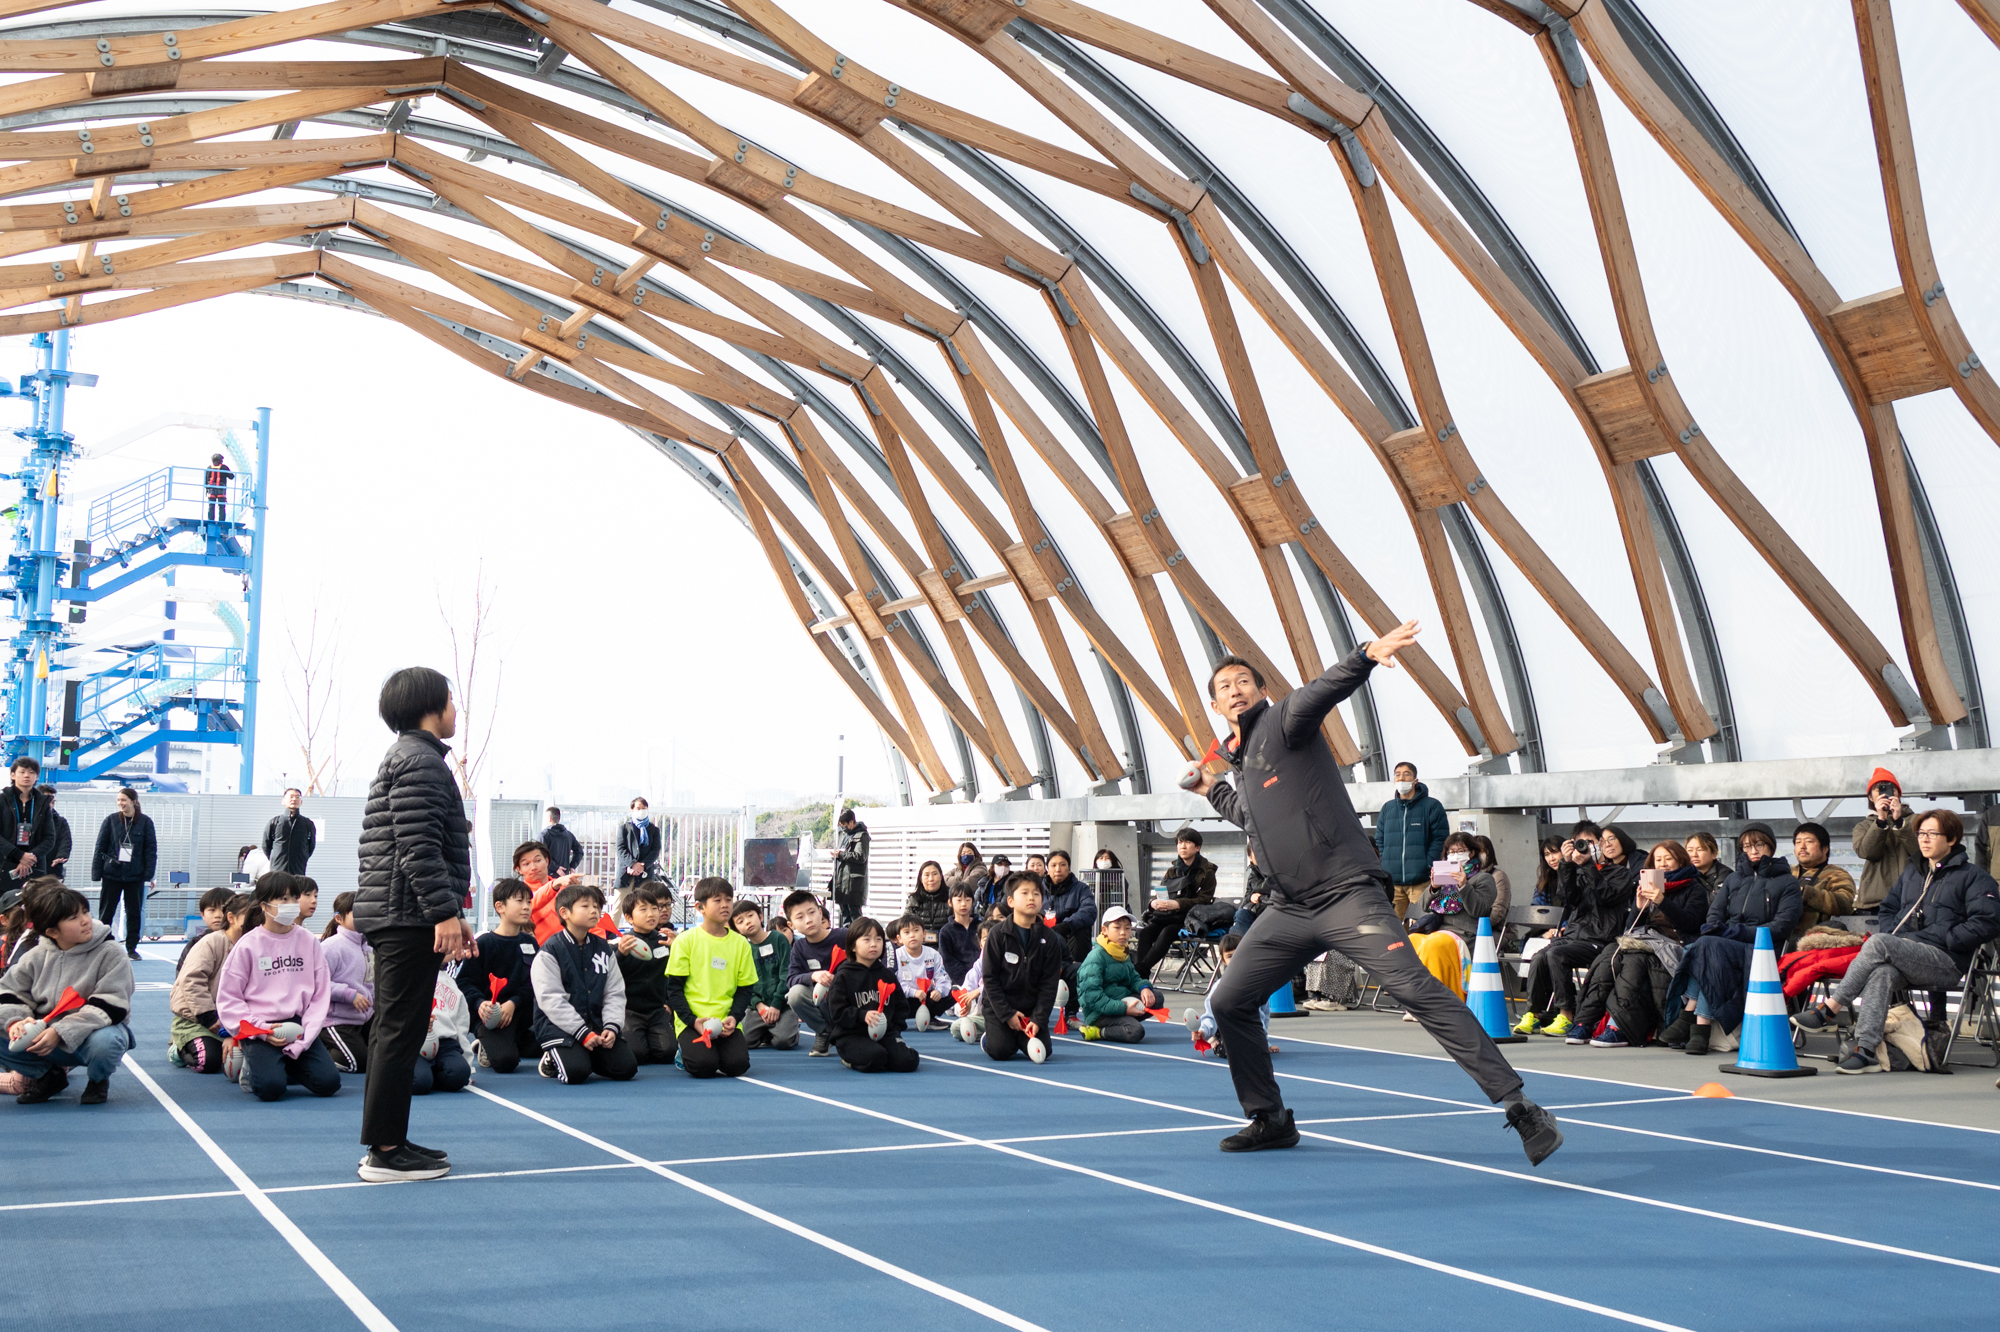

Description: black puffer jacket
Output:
[1556,854,1638,947]
[91,812,158,885]
[355,730,470,935]
[1703,852,1802,945]
[1877,845,2000,973]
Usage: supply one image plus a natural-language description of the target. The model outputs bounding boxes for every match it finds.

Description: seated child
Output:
[1077,905,1163,1044]
[412,969,471,1095]
[0,885,28,974]
[616,883,676,1065]
[215,874,339,1102]
[732,899,797,1049]
[948,920,993,1043]
[1183,933,1276,1058]
[294,876,320,935]
[0,886,134,1104]
[890,914,950,1031]
[175,887,235,973]
[520,841,614,945]
[1,877,64,978]
[665,877,758,1078]
[937,886,980,988]
[980,873,1066,1064]
[823,916,919,1073]
[318,893,373,1073]
[458,879,539,1072]
[781,890,847,1057]
[168,891,250,1073]
[531,884,637,1084]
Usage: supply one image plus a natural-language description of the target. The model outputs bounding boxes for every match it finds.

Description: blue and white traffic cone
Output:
[1468,916,1526,1044]
[1268,976,1304,1019]
[1721,926,1816,1078]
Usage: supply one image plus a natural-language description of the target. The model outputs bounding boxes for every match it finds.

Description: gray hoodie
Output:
[0,919,133,1050]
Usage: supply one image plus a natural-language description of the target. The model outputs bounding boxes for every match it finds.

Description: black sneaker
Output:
[80,1080,109,1105]
[1837,1050,1882,1075]
[1792,1004,1837,1033]
[403,1142,449,1161]
[1504,1099,1564,1167]
[357,1146,451,1183]
[1219,1109,1300,1153]
[16,1068,67,1104]
[809,1030,833,1057]
[1658,1014,1693,1049]
[1683,1025,1710,1056]
[126,948,143,960]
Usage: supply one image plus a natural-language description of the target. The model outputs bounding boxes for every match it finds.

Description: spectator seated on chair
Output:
[1513,825,1634,1038]
[1403,832,1498,1010]
[1791,822,1855,939]
[1133,829,1217,979]
[1077,906,1163,1043]
[1232,848,1271,937]
[1041,851,1097,964]
[1795,809,1999,1073]
[1568,840,1707,1048]
[1530,836,1565,907]
[1660,823,1801,1056]
[906,860,952,943]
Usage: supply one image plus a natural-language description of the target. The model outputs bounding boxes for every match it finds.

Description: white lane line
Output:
[468,1086,1049,1332]
[1070,1037,2000,1192]
[742,1076,1693,1332]
[0,1188,241,1213]
[1277,1031,2000,1136]
[121,1055,399,1332]
[923,1053,2000,1278]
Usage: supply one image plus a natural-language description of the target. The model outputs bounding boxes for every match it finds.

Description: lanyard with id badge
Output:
[14,797,32,846]
[117,818,135,865]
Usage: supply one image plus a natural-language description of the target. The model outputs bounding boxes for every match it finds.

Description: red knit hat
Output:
[1867,766,1901,797]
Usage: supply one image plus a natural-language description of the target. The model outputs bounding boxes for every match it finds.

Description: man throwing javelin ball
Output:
[1186,622,1563,1165]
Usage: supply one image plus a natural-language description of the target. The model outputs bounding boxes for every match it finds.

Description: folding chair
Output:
[1501,905,1562,1014]
[1942,940,1999,1069]
[1161,925,1231,993]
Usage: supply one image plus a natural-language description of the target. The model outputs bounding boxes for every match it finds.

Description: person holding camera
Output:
[1852,768,1920,911]
[1512,824,1636,1037]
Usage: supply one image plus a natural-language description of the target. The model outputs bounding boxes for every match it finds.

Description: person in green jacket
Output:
[732,899,797,1049]
[1078,906,1164,1043]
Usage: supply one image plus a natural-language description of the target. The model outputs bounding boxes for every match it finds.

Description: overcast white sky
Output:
[44,296,899,809]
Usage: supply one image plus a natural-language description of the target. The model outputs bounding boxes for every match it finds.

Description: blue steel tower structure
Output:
[2,330,267,790]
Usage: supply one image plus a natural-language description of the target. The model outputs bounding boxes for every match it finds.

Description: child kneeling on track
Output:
[947,920,993,1044]
[732,899,797,1050]
[665,877,759,1078]
[458,879,537,1073]
[531,883,636,1085]
[1183,934,1276,1059]
[823,916,919,1073]
[891,914,950,1031]
[615,882,676,1065]
[412,968,472,1095]
[175,887,235,973]
[168,891,250,1074]
[1077,906,1163,1043]
[215,874,339,1102]
[319,893,373,1073]
[980,872,1066,1064]
[781,890,846,1057]
[0,885,134,1105]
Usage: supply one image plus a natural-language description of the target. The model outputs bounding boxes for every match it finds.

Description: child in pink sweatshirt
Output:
[215,875,339,1102]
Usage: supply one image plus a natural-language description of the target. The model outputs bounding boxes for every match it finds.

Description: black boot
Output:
[1504,1099,1564,1167]
[1683,1024,1711,1056]
[1659,1013,1693,1048]
[79,1080,109,1105]
[1220,1108,1299,1153]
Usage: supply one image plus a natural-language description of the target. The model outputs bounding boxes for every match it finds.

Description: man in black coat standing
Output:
[830,807,869,924]
[1,756,56,885]
[617,798,661,890]
[354,666,473,1185]
[260,787,317,875]
[1187,622,1562,1165]
[541,806,583,875]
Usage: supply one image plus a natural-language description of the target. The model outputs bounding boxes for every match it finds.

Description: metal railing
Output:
[86,466,249,545]
[74,643,245,735]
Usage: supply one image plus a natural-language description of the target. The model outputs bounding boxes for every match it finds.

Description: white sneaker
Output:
[475,1041,491,1069]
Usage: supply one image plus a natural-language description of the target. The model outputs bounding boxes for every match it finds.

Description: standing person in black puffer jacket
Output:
[353,666,474,1186]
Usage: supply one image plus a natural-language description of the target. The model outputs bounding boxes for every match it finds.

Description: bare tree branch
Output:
[437,561,502,798]
[282,601,341,795]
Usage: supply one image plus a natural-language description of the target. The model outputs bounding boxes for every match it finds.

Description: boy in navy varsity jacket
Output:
[529,885,636,1085]
[458,880,539,1074]
[980,874,1066,1064]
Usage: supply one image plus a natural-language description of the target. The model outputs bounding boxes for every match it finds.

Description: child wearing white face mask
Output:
[215,873,340,1101]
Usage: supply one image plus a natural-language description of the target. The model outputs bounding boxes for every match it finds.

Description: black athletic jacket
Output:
[978,915,1065,1030]
[823,955,908,1041]
[541,822,583,874]
[1206,646,1384,910]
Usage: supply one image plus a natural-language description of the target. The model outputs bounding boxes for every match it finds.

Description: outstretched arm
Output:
[1277,621,1419,748]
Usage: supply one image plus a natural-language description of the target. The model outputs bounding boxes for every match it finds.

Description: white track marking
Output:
[924,1053,2000,1277]
[469,1086,1049,1332]
[743,1076,1695,1332]
[122,1056,400,1332]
